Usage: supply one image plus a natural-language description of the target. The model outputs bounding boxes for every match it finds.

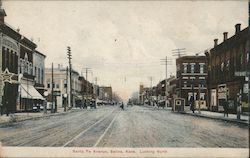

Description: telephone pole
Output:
[161,56,172,104]
[67,46,72,108]
[64,66,68,112]
[83,68,91,102]
[51,63,54,113]
[172,48,186,99]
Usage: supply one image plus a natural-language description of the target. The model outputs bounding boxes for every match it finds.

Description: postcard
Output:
[0,0,249,157]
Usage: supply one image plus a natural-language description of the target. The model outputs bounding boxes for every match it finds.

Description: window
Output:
[38,68,40,83]
[200,64,204,74]
[200,93,205,100]
[191,64,195,73]
[183,81,187,87]
[41,69,44,84]
[34,67,37,78]
[47,83,50,88]
[56,84,59,89]
[29,63,33,75]
[183,64,187,73]
[64,79,67,88]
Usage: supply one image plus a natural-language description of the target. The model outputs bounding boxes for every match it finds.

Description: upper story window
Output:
[199,63,205,74]
[183,63,187,73]
[200,65,204,73]
[191,64,195,73]
[64,79,67,88]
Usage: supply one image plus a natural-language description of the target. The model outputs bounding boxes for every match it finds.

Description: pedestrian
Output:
[223,100,228,117]
[120,102,124,110]
[190,96,195,113]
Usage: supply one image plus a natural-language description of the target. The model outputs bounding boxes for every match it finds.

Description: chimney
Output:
[223,32,228,41]
[0,2,6,23]
[0,9,6,23]
[235,23,241,34]
[214,39,218,47]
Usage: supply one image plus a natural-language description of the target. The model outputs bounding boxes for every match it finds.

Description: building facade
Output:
[0,7,19,114]
[0,6,45,113]
[33,50,46,96]
[176,55,208,109]
[206,24,249,112]
[99,86,112,102]
[45,65,81,109]
[18,37,45,111]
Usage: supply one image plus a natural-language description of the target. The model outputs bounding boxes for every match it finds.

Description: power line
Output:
[172,48,186,58]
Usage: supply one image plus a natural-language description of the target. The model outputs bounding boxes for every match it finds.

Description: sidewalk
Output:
[184,110,249,125]
[0,107,74,125]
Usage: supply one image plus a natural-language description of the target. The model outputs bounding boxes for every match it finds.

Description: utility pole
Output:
[161,56,172,106]
[64,66,68,112]
[148,76,153,106]
[67,46,72,108]
[51,63,54,113]
[172,48,186,100]
[83,68,91,105]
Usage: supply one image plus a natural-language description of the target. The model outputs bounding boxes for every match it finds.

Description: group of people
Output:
[189,96,229,117]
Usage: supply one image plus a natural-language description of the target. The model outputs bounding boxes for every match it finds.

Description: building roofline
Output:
[35,50,46,58]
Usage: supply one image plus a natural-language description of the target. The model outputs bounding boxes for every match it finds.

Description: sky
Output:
[2,0,248,101]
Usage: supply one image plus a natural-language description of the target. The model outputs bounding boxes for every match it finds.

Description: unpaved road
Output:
[0,105,248,147]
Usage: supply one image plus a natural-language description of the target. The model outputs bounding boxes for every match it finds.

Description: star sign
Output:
[0,68,18,84]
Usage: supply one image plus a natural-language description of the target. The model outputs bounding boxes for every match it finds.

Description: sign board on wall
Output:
[243,84,248,94]
[218,84,228,100]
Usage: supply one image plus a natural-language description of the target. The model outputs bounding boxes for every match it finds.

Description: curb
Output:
[181,112,249,126]
[0,109,78,126]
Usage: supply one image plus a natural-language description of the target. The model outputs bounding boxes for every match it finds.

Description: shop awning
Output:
[20,84,45,100]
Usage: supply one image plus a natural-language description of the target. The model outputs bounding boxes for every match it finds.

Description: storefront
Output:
[18,83,45,111]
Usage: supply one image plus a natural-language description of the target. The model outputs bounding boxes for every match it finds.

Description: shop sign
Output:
[243,84,248,94]
[218,84,228,100]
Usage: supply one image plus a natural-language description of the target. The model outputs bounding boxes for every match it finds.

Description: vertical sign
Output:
[0,32,3,107]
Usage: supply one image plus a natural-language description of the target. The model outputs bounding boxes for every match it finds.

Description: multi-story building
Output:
[166,75,176,107]
[19,37,45,111]
[0,6,45,113]
[175,55,208,109]
[99,86,112,102]
[156,79,165,101]
[33,50,46,96]
[45,65,82,108]
[206,24,249,112]
[0,7,19,114]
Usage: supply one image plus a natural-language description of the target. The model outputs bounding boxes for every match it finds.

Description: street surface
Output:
[0,105,248,147]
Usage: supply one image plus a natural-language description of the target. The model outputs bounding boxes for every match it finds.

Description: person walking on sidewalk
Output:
[190,96,195,113]
[223,100,229,117]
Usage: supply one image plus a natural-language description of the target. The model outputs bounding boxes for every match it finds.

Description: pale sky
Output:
[3,0,248,101]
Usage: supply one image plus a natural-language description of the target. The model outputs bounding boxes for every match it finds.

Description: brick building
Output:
[99,86,112,102]
[206,24,249,112]
[0,6,45,113]
[45,65,82,108]
[175,55,208,109]
[0,7,19,114]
